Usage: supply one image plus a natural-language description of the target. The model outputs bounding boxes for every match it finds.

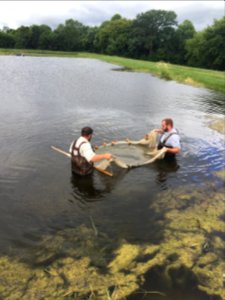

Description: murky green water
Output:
[0,56,224,299]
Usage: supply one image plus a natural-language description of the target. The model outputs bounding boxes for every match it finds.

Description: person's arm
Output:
[165,147,181,154]
[90,153,112,162]
[166,133,181,154]
[80,142,112,162]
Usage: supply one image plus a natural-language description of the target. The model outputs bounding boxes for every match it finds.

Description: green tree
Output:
[38,25,53,50]
[128,10,177,59]
[29,25,42,49]
[14,26,31,49]
[185,31,204,67]
[12,24,53,50]
[175,20,196,64]
[94,14,132,56]
[53,19,86,51]
[83,26,98,52]
[0,30,15,48]
[201,17,225,70]
[153,24,178,62]
[186,17,225,70]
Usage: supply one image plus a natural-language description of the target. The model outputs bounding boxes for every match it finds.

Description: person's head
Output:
[81,126,93,141]
[161,118,173,132]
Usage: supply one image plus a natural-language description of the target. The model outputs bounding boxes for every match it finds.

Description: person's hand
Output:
[126,138,131,145]
[104,153,112,160]
[154,128,163,134]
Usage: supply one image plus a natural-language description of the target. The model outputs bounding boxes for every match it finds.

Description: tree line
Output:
[0,10,224,70]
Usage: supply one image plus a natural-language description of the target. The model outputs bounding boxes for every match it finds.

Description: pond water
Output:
[0,56,224,299]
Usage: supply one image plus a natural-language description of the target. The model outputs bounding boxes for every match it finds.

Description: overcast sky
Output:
[0,1,224,31]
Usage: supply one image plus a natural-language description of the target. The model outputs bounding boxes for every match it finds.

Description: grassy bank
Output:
[1,48,224,93]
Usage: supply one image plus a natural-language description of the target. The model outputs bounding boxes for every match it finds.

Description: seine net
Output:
[95,130,167,171]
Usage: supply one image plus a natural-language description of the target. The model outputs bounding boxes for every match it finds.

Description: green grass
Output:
[1,48,224,93]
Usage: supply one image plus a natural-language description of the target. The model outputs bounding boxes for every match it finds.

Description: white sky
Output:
[0,1,224,31]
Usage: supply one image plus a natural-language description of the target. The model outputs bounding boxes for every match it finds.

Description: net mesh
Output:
[95,129,167,170]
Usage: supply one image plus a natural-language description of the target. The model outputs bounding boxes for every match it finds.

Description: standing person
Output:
[69,127,112,176]
[155,118,181,160]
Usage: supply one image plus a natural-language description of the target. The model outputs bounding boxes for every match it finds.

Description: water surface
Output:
[0,56,224,298]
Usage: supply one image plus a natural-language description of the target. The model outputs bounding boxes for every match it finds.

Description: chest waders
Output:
[157,132,178,160]
[71,140,94,176]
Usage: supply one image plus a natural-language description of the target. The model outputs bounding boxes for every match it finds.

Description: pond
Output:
[0,56,224,299]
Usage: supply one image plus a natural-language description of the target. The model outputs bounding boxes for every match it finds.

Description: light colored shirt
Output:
[160,128,181,149]
[69,136,95,162]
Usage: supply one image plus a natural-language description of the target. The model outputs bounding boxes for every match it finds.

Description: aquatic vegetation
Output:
[0,182,225,299]
[214,169,225,181]
[0,225,145,299]
[156,62,172,80]
[208,118,225,135]
[184,76,198,86]
[150,185,225,299]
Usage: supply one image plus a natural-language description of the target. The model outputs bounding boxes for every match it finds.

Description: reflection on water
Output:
[0,56,224,299]
[71,174,105,202]
[70,167,128,203]
[154,158,180,188]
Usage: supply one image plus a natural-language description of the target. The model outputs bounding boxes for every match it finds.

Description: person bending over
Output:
[69,127,112,176]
